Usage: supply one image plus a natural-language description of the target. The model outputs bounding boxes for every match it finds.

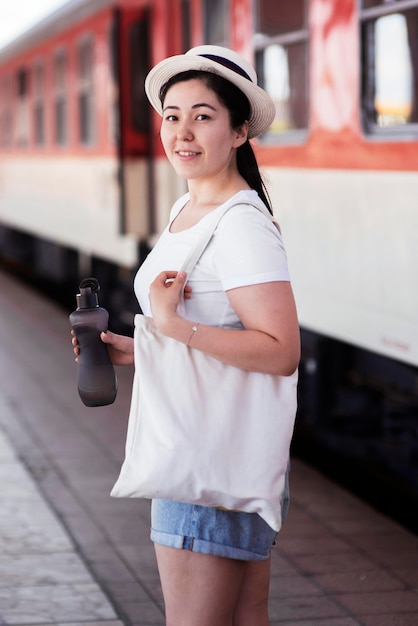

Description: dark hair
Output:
[159,70,272,214]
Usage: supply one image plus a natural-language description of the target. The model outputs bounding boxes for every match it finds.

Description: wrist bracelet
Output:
[186,324,199,347]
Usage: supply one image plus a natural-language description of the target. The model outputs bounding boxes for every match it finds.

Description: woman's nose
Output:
[176,120,193,140]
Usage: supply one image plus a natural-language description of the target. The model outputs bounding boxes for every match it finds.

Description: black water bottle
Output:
[69,277,117,407]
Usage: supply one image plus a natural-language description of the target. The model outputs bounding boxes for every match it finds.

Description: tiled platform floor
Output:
[0,268,417,625]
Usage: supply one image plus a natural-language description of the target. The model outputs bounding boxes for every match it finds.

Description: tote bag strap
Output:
[179,201,278,276]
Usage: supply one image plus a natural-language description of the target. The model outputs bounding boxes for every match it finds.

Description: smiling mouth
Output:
[177,151,200,157]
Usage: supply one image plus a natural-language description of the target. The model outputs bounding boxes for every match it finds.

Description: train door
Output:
[112,7,152,239]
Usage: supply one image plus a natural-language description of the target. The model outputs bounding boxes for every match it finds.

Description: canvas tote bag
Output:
[111,202,298,531]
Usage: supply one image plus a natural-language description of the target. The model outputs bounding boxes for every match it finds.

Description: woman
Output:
[74,45,300,626]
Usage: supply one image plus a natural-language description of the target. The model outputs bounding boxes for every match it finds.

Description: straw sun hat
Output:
[144,45,276,138]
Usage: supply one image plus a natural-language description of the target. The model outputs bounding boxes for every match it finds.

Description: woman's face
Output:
[160,78,247,182]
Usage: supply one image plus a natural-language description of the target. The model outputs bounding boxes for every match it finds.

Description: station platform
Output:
[0,267,417,626]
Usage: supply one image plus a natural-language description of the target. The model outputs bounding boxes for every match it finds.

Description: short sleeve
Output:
[211,204,291,291]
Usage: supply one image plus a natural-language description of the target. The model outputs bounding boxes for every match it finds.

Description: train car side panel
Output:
[0,156,137,265]
[267,167,418,367]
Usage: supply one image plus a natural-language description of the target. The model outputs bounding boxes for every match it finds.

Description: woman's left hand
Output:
[149,271,191,332]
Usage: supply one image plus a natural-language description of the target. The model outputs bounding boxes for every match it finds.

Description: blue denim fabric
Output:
[150,468,290,561]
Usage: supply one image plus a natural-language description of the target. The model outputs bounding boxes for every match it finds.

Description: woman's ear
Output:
[233,121,249,147]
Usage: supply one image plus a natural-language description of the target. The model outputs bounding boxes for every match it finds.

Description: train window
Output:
[108,20,119,146]
[254,0,308,142]
[0,76,12,147]
[203,0,229,45]
[181,0,191,51]
[258,0,304,35]
[129,19,150,135]
[33,62,45,146]
[363,0,388,6]
[17,69,28,97]
[15,68,30,147]
[361,1,418,134]
[0,80,6,146]
[54,50,67,146]
[77,37,95,145]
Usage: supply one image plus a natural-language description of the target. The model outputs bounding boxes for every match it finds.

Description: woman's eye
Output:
[165,114,178,122]
[196,114,209,121]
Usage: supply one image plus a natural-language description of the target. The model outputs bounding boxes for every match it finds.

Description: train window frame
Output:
[53,48,68,147]
[203,0,230,46]
[253,0,309,144]
[360,0,418,138]
[33,60,45,147]
[77,35,95,146]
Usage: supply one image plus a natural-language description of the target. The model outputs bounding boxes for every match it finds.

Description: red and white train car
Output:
[0,0,417,520]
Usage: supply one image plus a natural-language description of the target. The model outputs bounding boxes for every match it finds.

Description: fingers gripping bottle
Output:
[69,278,117,407]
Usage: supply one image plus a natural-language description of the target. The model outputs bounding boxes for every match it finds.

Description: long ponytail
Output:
[237,141,272,214]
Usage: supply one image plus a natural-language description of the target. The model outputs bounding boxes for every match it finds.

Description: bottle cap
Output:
[76,277,100,309]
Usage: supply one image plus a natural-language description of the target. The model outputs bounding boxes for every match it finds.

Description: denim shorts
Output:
[150,470,290,561]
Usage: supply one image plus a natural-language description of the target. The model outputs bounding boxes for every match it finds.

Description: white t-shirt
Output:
[134,189,290,329]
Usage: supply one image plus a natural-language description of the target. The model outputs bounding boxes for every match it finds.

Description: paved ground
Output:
[0,268,418,625]
[0,426,122,625]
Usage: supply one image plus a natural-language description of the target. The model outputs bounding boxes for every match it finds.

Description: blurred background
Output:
[0,0,417,533]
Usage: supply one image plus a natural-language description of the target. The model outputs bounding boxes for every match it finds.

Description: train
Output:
[1,0,417,530]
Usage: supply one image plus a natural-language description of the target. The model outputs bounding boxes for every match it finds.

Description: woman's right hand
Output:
[100,330,134,366]
[71,330,134,366]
